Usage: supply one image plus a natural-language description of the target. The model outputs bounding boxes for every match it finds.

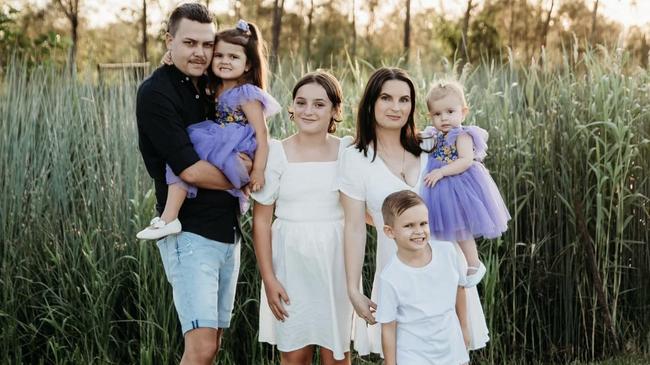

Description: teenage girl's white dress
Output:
[252,137,354,360]
[338,145,490,356]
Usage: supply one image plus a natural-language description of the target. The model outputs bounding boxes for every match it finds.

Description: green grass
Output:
[1,47,649,364]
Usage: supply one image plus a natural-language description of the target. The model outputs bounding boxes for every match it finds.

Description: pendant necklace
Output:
[400,148,407,182]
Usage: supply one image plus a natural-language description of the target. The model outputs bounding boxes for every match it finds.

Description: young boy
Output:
[376,190,470,365]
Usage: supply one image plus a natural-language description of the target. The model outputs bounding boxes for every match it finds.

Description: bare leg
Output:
[161,183,186,224]
[181,327,220,365]
[457,238,481,272]
[319,348,350,365]
[281,346,315,365]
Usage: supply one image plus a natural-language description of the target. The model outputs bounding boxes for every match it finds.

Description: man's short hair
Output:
[381,190,426,227]
[167,3,213,36]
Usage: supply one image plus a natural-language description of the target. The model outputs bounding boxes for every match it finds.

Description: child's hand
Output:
[263,277,290,321]
[424,169,445,187]
[250,170,265,192]
[160,50,173,65]
[241,184,251,199]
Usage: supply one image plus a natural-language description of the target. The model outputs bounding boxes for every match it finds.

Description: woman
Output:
[339,67,489,356]
[252,71,355,365]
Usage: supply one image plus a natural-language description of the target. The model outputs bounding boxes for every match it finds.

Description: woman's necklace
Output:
[379,145,407,183]
[399,148,406,182]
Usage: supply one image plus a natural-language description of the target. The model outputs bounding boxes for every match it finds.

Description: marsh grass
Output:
[1,48,648,364]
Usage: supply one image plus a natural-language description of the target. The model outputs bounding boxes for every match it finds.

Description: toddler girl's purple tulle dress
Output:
[421,126,510,241]
[166,83,281,212]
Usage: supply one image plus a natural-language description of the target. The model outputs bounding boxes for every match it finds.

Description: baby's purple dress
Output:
[166,83,281,213]
[421,126,510,241]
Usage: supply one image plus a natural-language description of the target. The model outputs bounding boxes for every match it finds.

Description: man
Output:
[136,4,246,364]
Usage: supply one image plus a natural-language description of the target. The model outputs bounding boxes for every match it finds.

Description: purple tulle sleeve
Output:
[419,126,438,151]
[220,83,282,118]
[446,126,489,161]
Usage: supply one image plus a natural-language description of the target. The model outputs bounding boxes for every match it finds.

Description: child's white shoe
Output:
[464,262,487,288]
[136,217,182,240]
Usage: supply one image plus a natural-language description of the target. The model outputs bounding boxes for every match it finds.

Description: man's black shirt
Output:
[136,65,239,243]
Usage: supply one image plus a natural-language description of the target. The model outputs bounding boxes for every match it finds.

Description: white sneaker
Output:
[464,262,487,288]
[136,217,182,240]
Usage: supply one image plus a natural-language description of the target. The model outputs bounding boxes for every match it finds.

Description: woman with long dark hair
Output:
[339,67,489,356]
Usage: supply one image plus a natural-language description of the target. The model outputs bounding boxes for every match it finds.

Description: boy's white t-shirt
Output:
[375,240,470,365]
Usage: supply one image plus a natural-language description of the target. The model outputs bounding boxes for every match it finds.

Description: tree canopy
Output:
[1,0,648,73]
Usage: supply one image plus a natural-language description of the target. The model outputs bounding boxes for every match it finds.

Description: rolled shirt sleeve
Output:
[136,87,200,177]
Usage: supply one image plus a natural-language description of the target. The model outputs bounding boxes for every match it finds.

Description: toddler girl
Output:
[421,80,510,287]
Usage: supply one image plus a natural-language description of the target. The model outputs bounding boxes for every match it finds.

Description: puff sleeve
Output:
[229,84,282,118]
[446,126,489,161]
[337,145,369,201]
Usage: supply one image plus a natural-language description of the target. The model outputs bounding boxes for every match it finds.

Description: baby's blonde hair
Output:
[426,80,467,111]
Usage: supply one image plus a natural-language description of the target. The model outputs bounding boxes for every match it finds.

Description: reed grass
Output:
[0,47,648,364]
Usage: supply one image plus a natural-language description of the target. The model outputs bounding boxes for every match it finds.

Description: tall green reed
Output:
[0,48,648,364]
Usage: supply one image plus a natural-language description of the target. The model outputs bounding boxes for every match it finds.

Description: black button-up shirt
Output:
[136,65,239,243]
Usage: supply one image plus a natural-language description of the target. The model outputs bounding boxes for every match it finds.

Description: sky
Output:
[8,0,650,32]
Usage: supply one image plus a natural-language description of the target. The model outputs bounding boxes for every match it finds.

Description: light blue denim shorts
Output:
[157,231,241,335]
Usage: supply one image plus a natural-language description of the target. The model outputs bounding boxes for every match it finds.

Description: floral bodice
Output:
[431,131,458,164]
[425,126,490,165]
[210,83,282,128]
[215,102,248,126]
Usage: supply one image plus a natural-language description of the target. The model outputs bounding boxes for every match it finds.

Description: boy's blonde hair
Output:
[382,190,426,227]
[426,80,467,111]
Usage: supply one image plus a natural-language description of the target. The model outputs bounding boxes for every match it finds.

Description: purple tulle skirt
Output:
[166,120,256,213]
[421,157,510,241]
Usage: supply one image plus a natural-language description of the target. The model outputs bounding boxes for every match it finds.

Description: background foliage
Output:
[1,46,649,363]
[1,0,649,364]
[1,0,650,73]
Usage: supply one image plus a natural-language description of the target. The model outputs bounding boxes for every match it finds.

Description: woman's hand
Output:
[264,277,290,321]
[349,290,377,325]
[424,169,444,187]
